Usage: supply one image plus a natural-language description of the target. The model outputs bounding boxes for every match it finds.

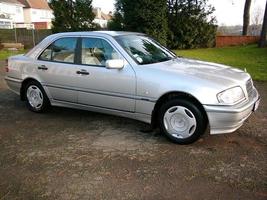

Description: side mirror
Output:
[105,59,124,69]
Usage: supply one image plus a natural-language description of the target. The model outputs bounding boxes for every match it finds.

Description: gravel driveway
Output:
[0,61,266,199]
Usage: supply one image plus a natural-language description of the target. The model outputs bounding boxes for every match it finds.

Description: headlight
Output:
[217,86,245,104]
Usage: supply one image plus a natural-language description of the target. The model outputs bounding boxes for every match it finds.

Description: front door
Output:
[76,37,136,112]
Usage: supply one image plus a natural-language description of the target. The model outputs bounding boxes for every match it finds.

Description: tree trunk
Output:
[243,0,252,36]
[259,0,267,48]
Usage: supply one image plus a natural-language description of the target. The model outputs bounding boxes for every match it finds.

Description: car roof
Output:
[49,31,145,38]
[94,31,145,37]
[25,31,146,58]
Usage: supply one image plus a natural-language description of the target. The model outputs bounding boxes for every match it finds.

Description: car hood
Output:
[148,57,250,88]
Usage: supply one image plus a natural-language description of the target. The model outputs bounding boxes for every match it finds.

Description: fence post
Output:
[32,28,35,46]
[14,23,17,43]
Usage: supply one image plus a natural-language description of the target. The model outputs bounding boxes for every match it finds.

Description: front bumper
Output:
[204,88,260,135]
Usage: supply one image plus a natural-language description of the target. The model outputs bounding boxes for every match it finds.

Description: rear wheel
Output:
[158,98,207,144]
[25,81,50,112]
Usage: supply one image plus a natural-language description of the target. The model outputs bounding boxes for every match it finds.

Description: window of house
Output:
[16,7,21,13]
[81,38,120,66]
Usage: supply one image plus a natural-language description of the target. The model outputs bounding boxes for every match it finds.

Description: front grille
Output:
[246,79,253,98]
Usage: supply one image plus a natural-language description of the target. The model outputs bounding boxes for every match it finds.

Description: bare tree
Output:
[249,6,264,35]
[243,0,252,35]
[252,7,263,26]
[259,0,267,48]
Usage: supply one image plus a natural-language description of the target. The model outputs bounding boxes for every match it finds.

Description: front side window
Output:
[39,37,77,63]
[115,35,175,65]
[81,38,120,66]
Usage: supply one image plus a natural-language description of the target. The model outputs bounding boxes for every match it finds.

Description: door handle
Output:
[38,65,48,70]
[76,70,90,75]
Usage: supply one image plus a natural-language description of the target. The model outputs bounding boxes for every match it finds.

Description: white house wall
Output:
[23,8,53,23]
[23,8,31,23]
[0,2,24,23]
[93,18,108,28]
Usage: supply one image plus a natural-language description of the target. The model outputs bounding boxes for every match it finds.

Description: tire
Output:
[158,98,207,144]
[25,81,50,113]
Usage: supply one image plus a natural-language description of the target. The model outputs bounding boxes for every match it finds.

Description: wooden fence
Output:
[0,28,52,49]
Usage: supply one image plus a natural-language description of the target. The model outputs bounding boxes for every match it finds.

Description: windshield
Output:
[115,35,175,65]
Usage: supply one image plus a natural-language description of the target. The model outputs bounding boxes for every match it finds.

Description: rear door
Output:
[36,37,79,103]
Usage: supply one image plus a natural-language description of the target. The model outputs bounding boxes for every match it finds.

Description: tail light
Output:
[5,59,9,73]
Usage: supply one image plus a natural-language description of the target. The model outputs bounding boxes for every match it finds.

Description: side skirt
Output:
[51,99,152,124]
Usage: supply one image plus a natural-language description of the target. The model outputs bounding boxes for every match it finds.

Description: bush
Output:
[167,0,217,49]
[110,0,217,49]
[108,0,168,45]
[49,0,98,33]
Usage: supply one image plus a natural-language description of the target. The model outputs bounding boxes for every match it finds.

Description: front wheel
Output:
[158,99,207,144]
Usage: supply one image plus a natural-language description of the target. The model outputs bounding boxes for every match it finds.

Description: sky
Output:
[92,0,266,26]
[209,0,266,26]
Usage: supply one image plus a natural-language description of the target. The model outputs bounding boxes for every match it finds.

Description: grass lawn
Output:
[0,49,27,60]
[175,44,267,81]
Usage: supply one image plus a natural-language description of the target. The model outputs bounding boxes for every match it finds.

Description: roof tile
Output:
[17,0,51,10]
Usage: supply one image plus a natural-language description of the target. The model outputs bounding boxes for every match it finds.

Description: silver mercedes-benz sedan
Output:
[5,31,260,144]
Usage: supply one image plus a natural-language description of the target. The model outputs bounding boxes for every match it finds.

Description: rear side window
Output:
[39,45,52,61]
[39,37,77,64]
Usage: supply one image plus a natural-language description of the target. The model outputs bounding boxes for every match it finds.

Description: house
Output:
[0,1,112,30]
[0,0,24,29]
[93,7,112,28]
[17,0,53,29]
